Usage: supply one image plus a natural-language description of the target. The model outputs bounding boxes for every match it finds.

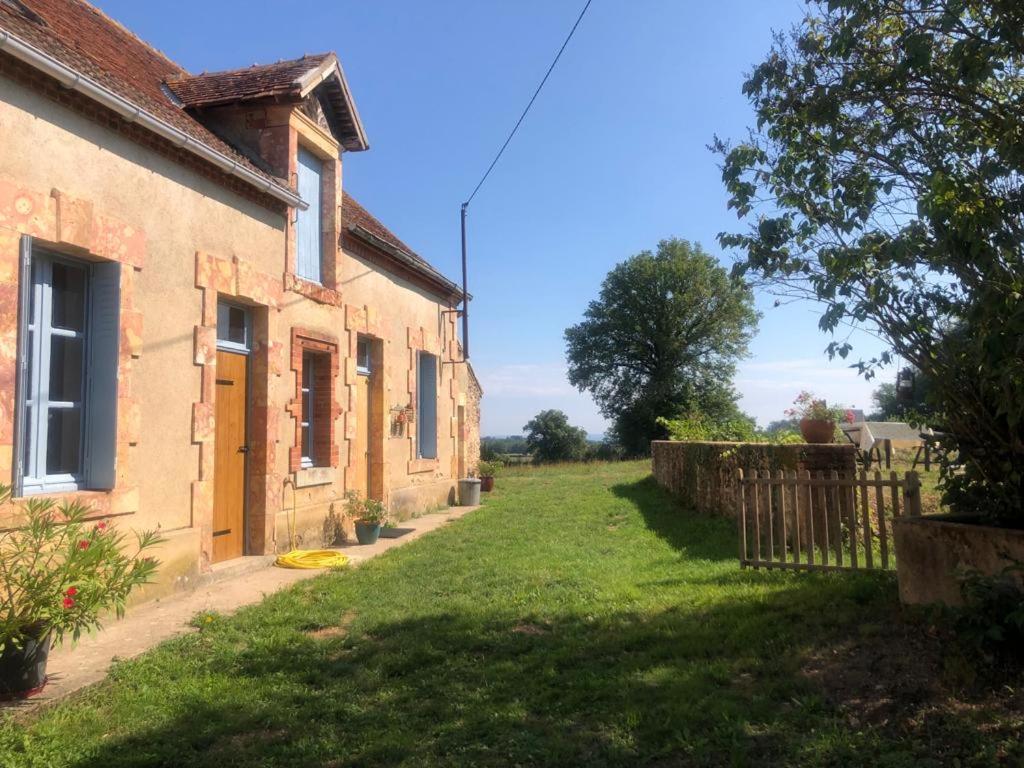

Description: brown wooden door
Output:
[213,350,248,562]
[353,371,370,498]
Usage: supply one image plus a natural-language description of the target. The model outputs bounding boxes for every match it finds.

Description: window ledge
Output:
[408,458,439,474]
[294,467,335,488]
[284,273,342,307]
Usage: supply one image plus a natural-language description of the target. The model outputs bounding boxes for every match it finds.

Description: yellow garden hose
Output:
[274,478,349,570]
[275,548,348,569]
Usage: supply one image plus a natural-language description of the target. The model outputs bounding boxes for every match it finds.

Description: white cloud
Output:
[735,357,877,425]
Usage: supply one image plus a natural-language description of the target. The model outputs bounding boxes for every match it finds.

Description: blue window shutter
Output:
[417,353,438,459]
[12,236,33,496]
[84,261,121,490]
[296,148,323,283]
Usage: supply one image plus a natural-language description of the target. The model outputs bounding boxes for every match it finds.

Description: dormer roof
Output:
[167,53,368,151]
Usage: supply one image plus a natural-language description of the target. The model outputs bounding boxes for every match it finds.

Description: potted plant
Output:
[785,391,844,444]
[346,492,388,545]
[477,460,501,493]
[0,486,162,699]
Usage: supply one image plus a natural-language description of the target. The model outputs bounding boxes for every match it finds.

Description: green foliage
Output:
[657,412,758,443]
[344,492,387,525]
[9,462,1016,764]
[955,563,1024,659]
[476,459,503,478]
[523,409,589,463]
[565,238,759,456]
[785,390,846,423]
[868,369,936,422]
[715,0,1024,522]
[480,435,529,460]
[0,486,162,650]
[768,429,805,445]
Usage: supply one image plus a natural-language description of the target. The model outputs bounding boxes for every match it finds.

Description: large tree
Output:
[715,0,1024,521]
[523,410,588,463]
[565,239,759,455]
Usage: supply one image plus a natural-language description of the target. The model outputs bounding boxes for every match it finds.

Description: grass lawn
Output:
[1,461,1021,767]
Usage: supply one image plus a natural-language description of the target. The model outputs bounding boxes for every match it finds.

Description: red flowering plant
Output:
[784,390,845,423]
[0,484,162,653]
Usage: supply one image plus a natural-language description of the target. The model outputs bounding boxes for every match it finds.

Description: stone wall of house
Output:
[651,441,858,518]
[464,364,482,477]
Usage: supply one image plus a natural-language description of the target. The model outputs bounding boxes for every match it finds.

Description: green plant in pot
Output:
[346,492,388,545]
[477,460,501,493]
[0,486,162,699]
[786,391,845,444]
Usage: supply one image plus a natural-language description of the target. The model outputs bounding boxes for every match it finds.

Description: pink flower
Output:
[65,586,78,597]
[95,521,108,532]
[845,409,855,423]
[62,597,75,609]
[78,539,90,550]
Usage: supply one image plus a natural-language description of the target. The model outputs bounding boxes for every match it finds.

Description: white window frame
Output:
[356,336,371,375]
[300,351,316,468]
[216,301,252,354]
[19,252,90,494]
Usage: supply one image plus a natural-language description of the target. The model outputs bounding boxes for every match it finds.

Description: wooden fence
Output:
[737,469,922,573]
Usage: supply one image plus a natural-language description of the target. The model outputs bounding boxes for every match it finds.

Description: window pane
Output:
[49,336,84,402]
[357,338,370,372]
[23,405,32,475]
[51,261,87,332]
[46,408,81,475]
[217,303,247,346]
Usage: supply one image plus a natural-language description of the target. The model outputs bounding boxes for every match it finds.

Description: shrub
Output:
[657,413,758,443]
[955,564,1024,660]
[0,486,162,650]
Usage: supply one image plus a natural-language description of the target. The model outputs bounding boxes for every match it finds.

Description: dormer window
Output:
[295,146,324,284]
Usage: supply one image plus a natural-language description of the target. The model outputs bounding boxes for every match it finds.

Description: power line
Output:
[463,0,594,206]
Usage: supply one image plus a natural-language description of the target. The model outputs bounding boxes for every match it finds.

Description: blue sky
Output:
[96,0,891,436]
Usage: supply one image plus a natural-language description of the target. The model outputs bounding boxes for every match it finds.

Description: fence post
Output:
[737,469,747,566]
[904,471,922,517]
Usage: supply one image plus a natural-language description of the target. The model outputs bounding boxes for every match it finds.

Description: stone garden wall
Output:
[651,441,858,518]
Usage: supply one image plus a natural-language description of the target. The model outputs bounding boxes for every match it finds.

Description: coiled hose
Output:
[274,477,349,569]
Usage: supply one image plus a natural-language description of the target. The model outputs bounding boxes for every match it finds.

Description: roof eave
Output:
[0,25,308,211]
[347,223,464,301]
[296,57,369,152]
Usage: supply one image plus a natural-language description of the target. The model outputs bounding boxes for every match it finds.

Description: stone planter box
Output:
[893,515,1024,606]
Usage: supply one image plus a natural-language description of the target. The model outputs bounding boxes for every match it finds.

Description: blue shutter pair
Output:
[13,236,120,495]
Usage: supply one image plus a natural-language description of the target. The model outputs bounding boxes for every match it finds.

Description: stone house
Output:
[0,0,481,596]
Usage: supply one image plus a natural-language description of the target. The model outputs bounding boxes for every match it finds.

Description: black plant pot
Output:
[0,630,52,699]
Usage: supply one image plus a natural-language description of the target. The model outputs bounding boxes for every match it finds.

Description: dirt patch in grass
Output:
[803,610,1024,761]
[304,609,357,639]
[511,620,551,636]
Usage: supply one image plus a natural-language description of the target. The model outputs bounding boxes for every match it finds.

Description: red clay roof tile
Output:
[1,0,281,185]
[166,53,332,108]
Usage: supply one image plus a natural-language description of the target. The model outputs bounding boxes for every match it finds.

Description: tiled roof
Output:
[0,0,282,185]
[343,192,461,297]
[166,54,332,108]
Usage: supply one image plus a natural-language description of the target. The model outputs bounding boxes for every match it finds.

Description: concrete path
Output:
[3,504,479,714]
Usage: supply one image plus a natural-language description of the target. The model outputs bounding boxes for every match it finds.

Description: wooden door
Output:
[353,372,370,498]
[213,350,248,562]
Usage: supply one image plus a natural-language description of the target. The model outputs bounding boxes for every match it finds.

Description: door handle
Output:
[238,445,250,454]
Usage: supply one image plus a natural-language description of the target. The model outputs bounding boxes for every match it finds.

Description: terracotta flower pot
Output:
[799,418,836,444]
[479,475,495,493]
[0,630,52,699]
